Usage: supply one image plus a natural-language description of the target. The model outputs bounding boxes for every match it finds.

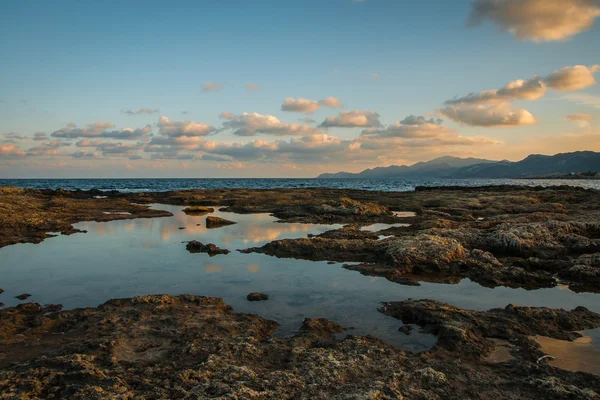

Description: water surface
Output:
[1,204,599,353]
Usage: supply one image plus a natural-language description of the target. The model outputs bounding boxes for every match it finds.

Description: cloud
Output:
[319,96,343,108]
[544,65,599,91]
[222,112,319,136]
[33,132,47,141]
[319,110,381,128]
[219,111,237,120]
[51,122,152,139]
[202,82,223,92]
[567,113,596,128]
[468,0,600,42]
[444,77,547,105]
[0,144,26,157]
[157,116,215,137]
[360,116,454,139]
[563,93,600,109]
[71,150,99,159]
[246,83,260,91]
[438,103,537,127]
[299,116,317,124]
[122,108,160,116]
[27,140,71,156]
[281,97,343,113]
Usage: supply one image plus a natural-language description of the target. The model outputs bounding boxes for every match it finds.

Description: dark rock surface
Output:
[247,292,269,301]
[206,216,237,228]
[1,295,599,399]
[186,241,230,256]
[15,294,31,300]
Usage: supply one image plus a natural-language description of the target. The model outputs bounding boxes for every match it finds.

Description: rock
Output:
[380,299,600,360]
[247,292,269,301]
[15,294,31,300]
[182,206,214,215]
[385,234,467,273]
[312,197,391,217]
[399,325,412,335]
[186,241,230,256]
[206,216,237,229]
[0,288,3,295]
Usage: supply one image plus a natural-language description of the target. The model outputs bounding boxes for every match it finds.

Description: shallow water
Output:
[534,329,600,375]
[1,204,600,353]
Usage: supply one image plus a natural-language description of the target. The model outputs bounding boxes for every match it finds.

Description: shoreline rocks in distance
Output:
[182,206,215,215]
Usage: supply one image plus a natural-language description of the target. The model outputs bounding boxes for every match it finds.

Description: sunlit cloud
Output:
[567,113,596,128]
[281,97,343,113]
[51,122,152,139]
[157,116,215,137]
[222,112,320,136]
[468,0,600,42]
[246,83,260,91]
[438,103,537,127]
[320,110,381,128]
[544,65,599,91]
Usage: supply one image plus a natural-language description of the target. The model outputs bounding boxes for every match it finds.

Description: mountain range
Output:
[316,151,600,179]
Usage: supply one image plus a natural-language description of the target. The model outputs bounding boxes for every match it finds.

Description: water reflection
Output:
[534,329,600,375]
[0,204,599,354]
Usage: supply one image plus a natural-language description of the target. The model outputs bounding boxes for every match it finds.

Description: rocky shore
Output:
[1,294,599,399]
[1,184,600,398]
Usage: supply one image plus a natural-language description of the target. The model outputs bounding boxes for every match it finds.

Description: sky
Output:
[1,0,599,178]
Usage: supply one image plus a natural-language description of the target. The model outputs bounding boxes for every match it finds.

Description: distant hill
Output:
[316,151,600,179]
[317,156,496,179]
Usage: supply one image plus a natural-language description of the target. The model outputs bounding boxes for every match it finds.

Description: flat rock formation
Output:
[185,241,230,256]
[182,205,214,215]
[1,295,599,399]
[206,216,237,229]
[247,292,269,301]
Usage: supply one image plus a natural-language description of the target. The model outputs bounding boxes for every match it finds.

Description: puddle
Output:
[533,329,600,375]
[393,211,416,218]
[360,223,410,232]
[0,204,599,353]
[102,211,132,215]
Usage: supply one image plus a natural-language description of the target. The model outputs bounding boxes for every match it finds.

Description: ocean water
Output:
[1,177,600,192]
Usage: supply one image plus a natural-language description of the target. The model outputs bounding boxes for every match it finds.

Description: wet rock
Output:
[247,292,269,301]
[312,197,391,217]
[15,294,31,300]
[399,325,412,335]
[380,299,600,361]
[186,241,230,256]
[182,206,214,215]
[1,295,599,399]
[385,234,467,273]
[0,288,3,295]
[559,265,600,292]
[206,216,237,229]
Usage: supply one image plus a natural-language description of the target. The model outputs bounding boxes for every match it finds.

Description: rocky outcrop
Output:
[182,205,214,215]
[206,216,237,228]
[247,292,269,301]
[380,299,600,361]
[186,241,230,256]
[1,295,599,399]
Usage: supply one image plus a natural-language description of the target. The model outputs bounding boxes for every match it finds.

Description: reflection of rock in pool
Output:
[203,264,224,274]
[247,264,261,273]
[533,330,600,376]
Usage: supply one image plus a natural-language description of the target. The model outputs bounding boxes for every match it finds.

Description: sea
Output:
[1,177,600,192]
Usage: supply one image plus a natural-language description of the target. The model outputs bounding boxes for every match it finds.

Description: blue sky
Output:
[1,0,599,177]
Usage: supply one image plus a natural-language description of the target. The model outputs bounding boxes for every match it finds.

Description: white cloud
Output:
[281,97,343,113]
[320,110,381,128]
[222,112,319,136]
[438,103,537,127]
[544,65,599,91]
[468,0,600,42]
[445,77,547,105]
[51,122,152,139]
[157,116,215,137]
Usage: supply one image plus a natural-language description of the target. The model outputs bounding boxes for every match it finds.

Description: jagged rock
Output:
[247,292,269,301]
[182,206,214,215]
[385,234,467,273]
[15,294,31,300]
[186,241,230,256]
[206,216,237,229]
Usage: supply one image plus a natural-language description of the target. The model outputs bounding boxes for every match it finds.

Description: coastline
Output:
[1,185,600,398]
